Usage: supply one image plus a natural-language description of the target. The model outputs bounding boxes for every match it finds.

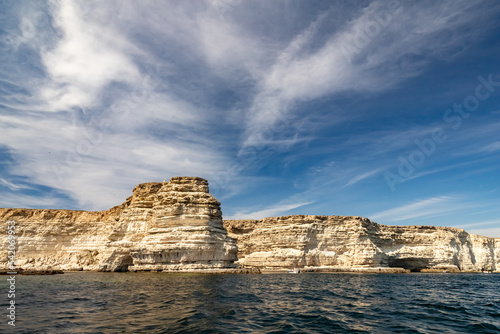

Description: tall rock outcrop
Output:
[97,182,163,271]
[0,177,237,272]
[224,215,500,272]
[129,177,237,271]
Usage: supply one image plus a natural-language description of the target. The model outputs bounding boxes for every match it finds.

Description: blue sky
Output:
[1,0,500,237]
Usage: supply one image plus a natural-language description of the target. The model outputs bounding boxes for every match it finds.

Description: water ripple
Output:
[1,272,499,333]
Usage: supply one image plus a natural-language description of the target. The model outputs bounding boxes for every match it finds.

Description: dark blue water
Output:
[1,272,499,333]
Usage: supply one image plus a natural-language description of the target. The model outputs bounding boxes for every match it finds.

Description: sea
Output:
[1,272,499,333]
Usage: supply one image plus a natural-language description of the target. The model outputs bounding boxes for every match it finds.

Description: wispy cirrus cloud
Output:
[38,0,141,112]
[479,141,500,154]
[0,190,67,209]
[369,195,466,223]
[227,200,312,220]
[0,178,33,191]
[239,0,500,151]
[1,0,500,217]
[466,227,500,238]
[460,219,500,229]
[344,168,384,187]
[0,0,232,209]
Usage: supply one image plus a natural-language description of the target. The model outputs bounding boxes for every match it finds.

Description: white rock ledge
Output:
[1,178,499,274]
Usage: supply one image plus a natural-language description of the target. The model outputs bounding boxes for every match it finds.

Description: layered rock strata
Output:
[0,177,237,272]
[0,207,120,271]
[1,179,499,273]
[129,177,237,271]
[224,215,500,272]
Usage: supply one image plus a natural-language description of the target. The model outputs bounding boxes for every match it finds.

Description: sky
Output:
[1,0,500,237]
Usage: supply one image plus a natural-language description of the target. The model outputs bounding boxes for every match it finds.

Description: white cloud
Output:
[227,201,312,220]
[467,227,500,239]
[0,191,66,209]
[198,13,265,78]
[344,168,383,187]
[480,141,500,153]
[459,219,500,228]
[0,178,32,191]
[401,161,477,183]
[39,0,141,111]
[2,0,500,213]
[240,0,498,150]
[369,196,461,223]
[0,109,229,210]
[0,1,245,210]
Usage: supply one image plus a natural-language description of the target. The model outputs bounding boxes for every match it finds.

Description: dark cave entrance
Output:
[387,257,432,272]
[113,254,134,272]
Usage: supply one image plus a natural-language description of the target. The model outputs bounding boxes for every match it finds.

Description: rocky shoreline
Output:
[1,177,499,274]
[0,269,64,275]
[3,267,498,275]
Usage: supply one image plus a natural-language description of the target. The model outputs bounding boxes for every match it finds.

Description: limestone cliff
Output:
[129,177,237,271]
[0,177,237,272]
[0,207,120,271]
[223,215,500,272]
[1,178,499,273]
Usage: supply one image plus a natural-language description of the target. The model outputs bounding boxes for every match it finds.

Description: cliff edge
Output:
[224,215,500,272]
[1,178,499,273]
[0,177,237,272]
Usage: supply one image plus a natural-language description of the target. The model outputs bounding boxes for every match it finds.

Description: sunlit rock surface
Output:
[0,177,237,272]
[224,215,500,272]
[1,179,498,273]
[129,177,237,271]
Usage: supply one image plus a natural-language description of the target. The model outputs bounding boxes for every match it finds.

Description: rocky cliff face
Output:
[224,215,500,272]
[1,179,499,273]
[0,177,237,272]
[129,177,237,271]
[0,207,120,271]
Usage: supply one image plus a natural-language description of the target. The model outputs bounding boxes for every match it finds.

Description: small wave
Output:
[9,272,500,333]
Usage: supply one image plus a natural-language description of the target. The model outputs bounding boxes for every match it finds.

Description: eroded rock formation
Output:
[129,177,237,271]
[224,215,500,272]
[0,177,237,272]
[0,207,120,271]
[1,178,499,273]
